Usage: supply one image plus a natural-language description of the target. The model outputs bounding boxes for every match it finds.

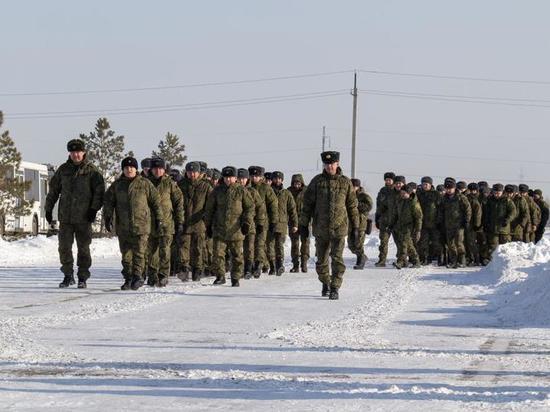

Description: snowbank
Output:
[485,237,550,326]
[0,235,120,266]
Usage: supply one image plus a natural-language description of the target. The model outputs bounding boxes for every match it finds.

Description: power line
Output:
[0,70,353,97]
[359,69,550,86]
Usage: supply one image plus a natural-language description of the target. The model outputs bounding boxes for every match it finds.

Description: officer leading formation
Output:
[45,139,549,300]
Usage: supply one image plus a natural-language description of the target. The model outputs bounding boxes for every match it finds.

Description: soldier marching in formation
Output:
[45,141,549,300]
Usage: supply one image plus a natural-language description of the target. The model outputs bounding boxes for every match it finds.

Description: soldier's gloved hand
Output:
[299,225,309,238]
[87,208,98,223]
[241,222,251,236]
[290,226,298,234]
[256,224,264,234]
[45,210,53,225]
[105,217,113,232]
[206,225,213,239]
[268,223,276,235]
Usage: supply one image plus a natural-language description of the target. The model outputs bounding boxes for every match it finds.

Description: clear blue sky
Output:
[1,0,550,194]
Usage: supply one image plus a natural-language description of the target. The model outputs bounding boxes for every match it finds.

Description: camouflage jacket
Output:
[511,195,529,236]
[440,193,472,233]
[483,196,517,235]
[251,181,279,225]
[375,185,399,229]
[525,195,541,231]
[299,168,359,238]
[45,157,105,224]
[148,174,185,236]
[103,174,163,236]
[356,188,373,231]
[178,175,212,234]
[272,184,298,234]
[288,185,307,215]
[416,188,441,230]
[246,185,267,234]
[393,195,423,234]
[204,182,254,241]
[535,198,549,230]
[466,193,483,231]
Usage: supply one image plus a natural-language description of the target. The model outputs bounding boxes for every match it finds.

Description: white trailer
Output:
[1,161,56,236]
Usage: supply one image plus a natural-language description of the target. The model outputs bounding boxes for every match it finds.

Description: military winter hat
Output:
[504,184,514,193]
[198,161,208,173]
[519,184,529,193]
[291,174,304,184]
[444,177,456,184]
[271,171,284,180]
[206,168,213,178]
[407,182,417,190]
[67,138,85,152]
[321,151,340,164]
[121,156,138,170]
[436,184,445,191]
[403,184,415,194]
[468,183,479,191]
[248,166,263,177]
[384,172,396,180]
[212,169,221,180]
[394,175,406,184]
[185,162,200,172]
[237,168,249,179]
[222,166,237,177]
[457,181,467,190]
[150,157,166,169]
[351,178,361,187]
[141,158,152,169]
[444,180,456,189]
[478,181,489,189]
[492,183,504,192]
[264,172,273,180]
[534,189,543,196]
[421,176,433,185]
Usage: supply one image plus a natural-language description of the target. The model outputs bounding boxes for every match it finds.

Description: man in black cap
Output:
[508,185,528,242]
[349,178,373,269]
[204,166,254,286]
[533,189,549,243]
[519,184,540,243]
[416,176,442,265]
[141,158,152,178]
[465,183,483,266]
[45,139,105,288]
[374,172,396,267]
[483,183,516,263]
[248,165,279,277]
[287,174,309,273]
[103,156,164,290]
[264,172,273,187]
[177,161,213,281]
[393,183,423,269]
[299,151,359,300]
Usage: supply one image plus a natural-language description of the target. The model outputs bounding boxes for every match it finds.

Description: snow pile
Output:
[486,237,550,326]
[0,235,120,266]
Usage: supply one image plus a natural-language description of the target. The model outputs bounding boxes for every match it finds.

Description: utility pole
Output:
[319,126,330,170]
[322,125,327,152]
[351,71,358,178]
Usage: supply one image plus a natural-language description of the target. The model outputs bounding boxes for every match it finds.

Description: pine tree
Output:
[152,132,187,167]
[80,118,131,183]
[0,111,33,221]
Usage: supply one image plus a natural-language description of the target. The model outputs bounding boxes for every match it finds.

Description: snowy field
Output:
[1,233,550,411]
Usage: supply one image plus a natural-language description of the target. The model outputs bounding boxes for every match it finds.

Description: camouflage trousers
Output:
[179,232,206,270]
[535,227,545,244]
[204,237,213,271]
[347,228,366,257]
[254,229,268,266]
[290,232,310,264]
[487,233,511,258]
[477,231,489,261]
[418,227,441,262]
[378,226,394,262]
[267,231,287,263]
[394,229,419,266]
[118,234,149,280]
[315,236,346,289]
[243,233,256,265]
[147,234,173,280]
[511,229,524,242]
[212,238,244,280]
[58,222,92,279]
[464,227,479,264]
[445,228,465,265]
[523,228,535,243]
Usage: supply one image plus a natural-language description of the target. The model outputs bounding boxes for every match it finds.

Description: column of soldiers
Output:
[375,173,549,269]
[45,140,549,300]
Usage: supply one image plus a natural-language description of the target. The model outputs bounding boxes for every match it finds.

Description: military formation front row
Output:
[45,139,548,300]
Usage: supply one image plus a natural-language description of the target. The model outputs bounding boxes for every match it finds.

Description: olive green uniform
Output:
[250,180,279,273]
[268,185,298,270]
[243,186,267,274]
[348,188,373,259]
[440,193,472,267]
[465,193,482,265]
[511,195,529,242]
[375,186,399,264]
[288,179,310,270]
[534,197,548,243]
[393,195,423,266]
[525,195,541,243]
[483,195,517,258]
[416,189,442,264]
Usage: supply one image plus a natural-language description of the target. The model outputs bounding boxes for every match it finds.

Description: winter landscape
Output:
[1,234,550,411]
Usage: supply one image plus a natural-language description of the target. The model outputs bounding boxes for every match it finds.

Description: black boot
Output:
[301,258,308,273]
[158,276,169,287]
[59,274,74,288]
[178,266,190,282]
[262,265,269,274]
[231,278,240,287]
[213,275,226,285]
[375,259,386,267]
[244,261,252,279]
[77,279,87,289]
[289,261,300,273]
[321,283,329,297]
[329,288,339,300]
[121,278,132,290]
[192,268,201,282]
[147,275,158,287]
[268,261,276,275]
[130,275,144,290]
[252,262,261,278]
[353,254,367,270]
[276,260,284,276]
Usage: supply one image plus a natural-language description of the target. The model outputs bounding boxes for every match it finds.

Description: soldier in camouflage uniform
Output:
[45,139,105,289]
[248,166,279,277]
[204,166,254,287]
[268,171,298,276]
[287,174,310,273]
[416,176,442,265]
[519,184,540,243]
[177,162,213,281]
[348,178,373,269]
[533,189,549,243]
[103,157,164,290]
[392,183,422,269]
[440,178,472,268]
[508,185,529,242]
[483,183,517,262]
[237,168,267,279]
[299,151,359,300]
[264,172,273,187]
[140,158,152,178]
[465,183,483,266]
[146,158,185,287]
[375,172,398,267]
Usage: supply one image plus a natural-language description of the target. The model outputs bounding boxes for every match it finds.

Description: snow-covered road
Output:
[1,235,550,411]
